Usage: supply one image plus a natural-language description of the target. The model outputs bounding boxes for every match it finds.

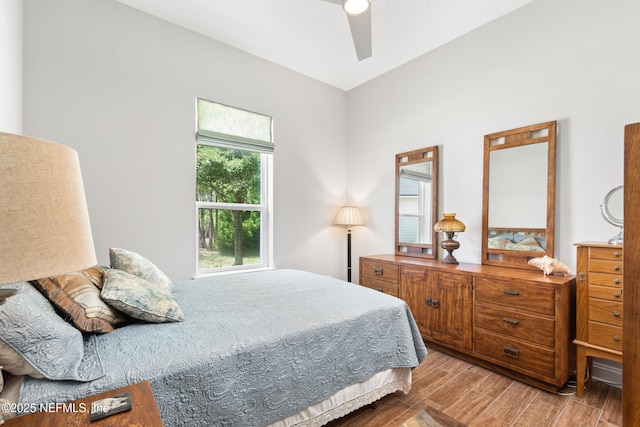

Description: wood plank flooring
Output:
[325,350,622,427]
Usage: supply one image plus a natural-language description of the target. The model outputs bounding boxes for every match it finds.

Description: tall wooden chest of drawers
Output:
[574,242,623,397]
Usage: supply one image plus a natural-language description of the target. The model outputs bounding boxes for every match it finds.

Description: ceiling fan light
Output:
[343,0,370,15]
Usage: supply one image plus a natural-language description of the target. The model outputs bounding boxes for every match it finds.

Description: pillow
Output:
[506,236,546,252]
[0,342,42,378]
[0,371,23,421]
[487,236,511,249]
[33,266,127,333]
[0,282,104,381]
[101,269,184,323]
[110,248,173,292]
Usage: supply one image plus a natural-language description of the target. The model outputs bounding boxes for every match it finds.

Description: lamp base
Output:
[440,234,460,265]
[442,251,459,264]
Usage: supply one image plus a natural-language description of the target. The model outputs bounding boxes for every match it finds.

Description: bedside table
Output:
[4,381,163,426]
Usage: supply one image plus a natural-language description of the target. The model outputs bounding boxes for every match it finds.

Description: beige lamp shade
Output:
[0,132,97,284]
[334,206,364,227]
[434,213,466,233]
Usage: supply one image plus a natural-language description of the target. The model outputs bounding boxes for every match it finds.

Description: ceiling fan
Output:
[323,0,372,61]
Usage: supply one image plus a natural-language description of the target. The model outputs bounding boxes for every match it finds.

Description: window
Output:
[398,163,433,244]
[195,98,273,274]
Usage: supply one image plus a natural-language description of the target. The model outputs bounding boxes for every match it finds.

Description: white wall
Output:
[347,0,640,281]
[19,0,640,284]
[23,0,349,281]
[0,0,23,134]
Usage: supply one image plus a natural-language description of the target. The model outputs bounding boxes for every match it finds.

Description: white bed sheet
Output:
[270,368,412,427]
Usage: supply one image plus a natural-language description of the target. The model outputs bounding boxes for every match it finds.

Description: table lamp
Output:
[434,213,466,264]
[0,132,97,289]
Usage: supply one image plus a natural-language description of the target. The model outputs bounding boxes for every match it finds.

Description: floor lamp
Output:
[335,206,364,282]
[0,132,97,288]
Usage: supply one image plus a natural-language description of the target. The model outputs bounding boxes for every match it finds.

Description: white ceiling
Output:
[115,0,534,91]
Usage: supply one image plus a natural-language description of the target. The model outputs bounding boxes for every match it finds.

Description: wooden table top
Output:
[3,381,163,427]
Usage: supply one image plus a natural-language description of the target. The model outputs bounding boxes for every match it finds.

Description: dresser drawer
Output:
[589,246,623,261]
[588,321,623,352]
[589,259,623,275]
[589,284,623,302]
[475,303,554,347]
[588,272,623,287]
[360,277,399,297]
[360,260,399,284]
[589,299,623,326]
[475,278,555,316]
[474,330,555,378]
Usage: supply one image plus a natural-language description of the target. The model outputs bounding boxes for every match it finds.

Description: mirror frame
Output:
[395,145,439,258]
[481,121,556,269]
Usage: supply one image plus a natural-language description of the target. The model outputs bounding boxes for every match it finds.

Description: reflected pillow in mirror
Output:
[506,236,545,252]
[488,236,511,249]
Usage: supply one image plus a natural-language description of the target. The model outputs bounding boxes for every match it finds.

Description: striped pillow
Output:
[34,266,127,333]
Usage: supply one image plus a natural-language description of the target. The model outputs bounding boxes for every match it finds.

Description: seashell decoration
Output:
[528,256,571,276]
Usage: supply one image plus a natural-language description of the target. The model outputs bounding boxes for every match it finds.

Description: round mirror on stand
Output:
[601,185,623,244]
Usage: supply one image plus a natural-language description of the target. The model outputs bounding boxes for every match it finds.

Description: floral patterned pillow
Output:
[109,248,173,292]
[101,269,184,323]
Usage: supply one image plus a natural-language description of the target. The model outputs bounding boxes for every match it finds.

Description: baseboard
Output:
[592,359,622,388]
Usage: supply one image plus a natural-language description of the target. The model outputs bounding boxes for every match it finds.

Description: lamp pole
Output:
[346,227,353,282]
[334,206,364,283]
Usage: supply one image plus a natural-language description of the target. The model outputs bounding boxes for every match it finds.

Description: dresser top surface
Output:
[361,254,576,285]
[574,241,623,249]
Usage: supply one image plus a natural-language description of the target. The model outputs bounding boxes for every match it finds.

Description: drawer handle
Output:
[614,265,621,271]
[425,297,432,305]
[614,311,621,318]
[614,279,621,285]
[614,251,622,257]
[374,267,383,275]
[613,336,621,342]
[374,287,383,293]
[503,317,520,326]
[431,299,439,308]
[614,292,622,298]
[503,345,519,359]
[503,289,519,296]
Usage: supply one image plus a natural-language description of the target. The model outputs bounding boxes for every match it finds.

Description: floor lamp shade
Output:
[334,206,364,228]
[0,132,97,284]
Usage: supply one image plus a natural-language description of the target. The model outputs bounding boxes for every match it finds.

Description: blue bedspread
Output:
[19,269,428,426]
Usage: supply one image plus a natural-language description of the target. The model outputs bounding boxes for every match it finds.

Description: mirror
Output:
[395,146,438,258]
[601,185,623,244]
[481,121,556,268]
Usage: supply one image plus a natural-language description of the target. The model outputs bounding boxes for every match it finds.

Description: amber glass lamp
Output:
[434,213,466,264]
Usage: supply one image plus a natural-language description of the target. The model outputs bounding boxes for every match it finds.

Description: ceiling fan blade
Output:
[322,0,342,4]
[346,8,372,61]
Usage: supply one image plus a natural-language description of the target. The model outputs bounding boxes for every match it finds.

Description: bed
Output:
[0,267,428,426]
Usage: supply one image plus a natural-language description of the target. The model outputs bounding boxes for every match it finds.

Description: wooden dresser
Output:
[360,254,576,392]
[574,242,623,397]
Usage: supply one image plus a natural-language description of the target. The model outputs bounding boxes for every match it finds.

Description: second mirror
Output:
[395,146,438,258]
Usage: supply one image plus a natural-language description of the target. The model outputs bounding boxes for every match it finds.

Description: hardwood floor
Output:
[325,349,622,427]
